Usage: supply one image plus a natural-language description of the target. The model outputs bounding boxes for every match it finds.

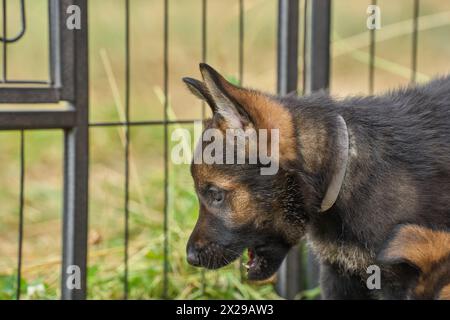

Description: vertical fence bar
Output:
[238,0,246,282]
[61,0,89,300]
[16,130,25,300]
[277,0,299,96]
[162,0,169,299]
[303,0,331,294]
[304,0,331,94]
[123,0,131,300]
[368,0,377,94]
[200,0,207,293]
[411,0,419,83]
[238,0,244,85]
[201,0,207,119]
[49,0,60,87]
[54,0,75,101]
[276,0,301,300]
[2,0,7,81]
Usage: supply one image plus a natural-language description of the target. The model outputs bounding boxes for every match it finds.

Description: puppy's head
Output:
[183,64,349,281]
[183,64,300,280]
[378,224,450,300]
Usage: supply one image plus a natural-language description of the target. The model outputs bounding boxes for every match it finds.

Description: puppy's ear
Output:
[199,63,252,129]
[378,224,450,273]
[182,77,218,113]
[194,63,297,163]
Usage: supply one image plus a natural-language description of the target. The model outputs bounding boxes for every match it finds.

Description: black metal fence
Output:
[0,0,424,300]
[0,0,88,300]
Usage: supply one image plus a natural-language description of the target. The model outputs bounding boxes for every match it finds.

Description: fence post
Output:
[276,0,303,300]
[303,0,332,292]
[276,0,331,299]
[304,0,331,94]
[61,0,89,300]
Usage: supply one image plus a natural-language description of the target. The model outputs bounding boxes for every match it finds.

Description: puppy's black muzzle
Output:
[186,242,201,267]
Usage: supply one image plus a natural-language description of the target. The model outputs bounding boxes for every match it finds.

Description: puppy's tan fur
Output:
[381,225,450,299]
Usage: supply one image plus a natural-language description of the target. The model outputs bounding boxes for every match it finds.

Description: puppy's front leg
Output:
[320,262,374,300]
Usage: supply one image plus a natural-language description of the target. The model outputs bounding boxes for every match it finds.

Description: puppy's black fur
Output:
[286,76,450,298]
[184,64,450,299]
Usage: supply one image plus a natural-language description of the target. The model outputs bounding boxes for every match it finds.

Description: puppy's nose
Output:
[187,245,200,266]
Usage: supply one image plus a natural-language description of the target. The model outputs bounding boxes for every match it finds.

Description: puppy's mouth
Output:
[244,248,260,273]
[194,241,290,281]
[242,246,286,281]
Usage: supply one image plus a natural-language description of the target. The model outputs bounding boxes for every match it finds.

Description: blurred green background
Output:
[0,0,449,299]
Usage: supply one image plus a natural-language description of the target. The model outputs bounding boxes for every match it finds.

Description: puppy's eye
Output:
[208,187,225,205]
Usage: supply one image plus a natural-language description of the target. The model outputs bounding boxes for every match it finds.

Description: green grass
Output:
[0,0,283,300]
[0,125,282,300]
[1,0,450,300]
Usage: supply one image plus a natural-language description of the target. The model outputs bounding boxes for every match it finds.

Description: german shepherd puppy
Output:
[183,63,450,299]
[378,224,450,300]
